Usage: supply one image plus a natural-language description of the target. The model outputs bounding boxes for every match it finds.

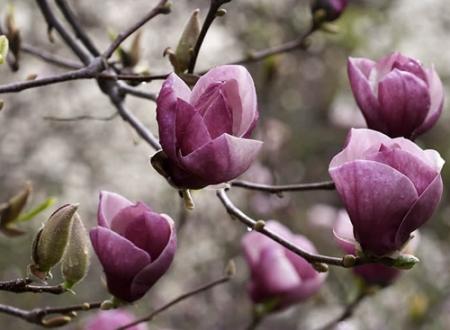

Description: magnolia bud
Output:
[171,9,200,73]
[41,316,72,327]
[0,182,32,236]
[311,0,348,25]
[61,213,90,289]
[30,204,78,279]
[0,35,9,65]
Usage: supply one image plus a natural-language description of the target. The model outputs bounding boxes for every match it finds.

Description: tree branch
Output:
[103,0,171,59]
[231,180,335,193]
[21,43,83,69]
[35,0,92,64]
[117,275,231,330]
[0,300,102,326]
[55,0,101,56]
[0,278,65,294]
[217,188,346,267]
[188,0,232,73]
[118,84,157,101]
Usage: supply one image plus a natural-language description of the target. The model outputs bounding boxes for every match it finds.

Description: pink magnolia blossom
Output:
[348,53,444,139]
[155,65,262,189]
[90,191,176,302]
[242,221,326,310]
[329,128,443,256]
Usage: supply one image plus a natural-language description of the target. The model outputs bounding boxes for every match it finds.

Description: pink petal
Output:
[191,65,257,137]
[378,69,430,137]
[111,204,171,260]
[413,67,445,137]
[333,210,357,254]
[175,99,211,156]
[180,133,262,184]
[366,144,438,195]
[329,160,419,256]
[156,73,192,159]
[131,214,177,299]
[98,191,134,228]
[329,128,391,169]
[395,175,443,247]
[347,58,384,131]
[90,227,151,302]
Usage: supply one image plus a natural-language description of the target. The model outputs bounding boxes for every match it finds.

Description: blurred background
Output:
[0,0,449,329]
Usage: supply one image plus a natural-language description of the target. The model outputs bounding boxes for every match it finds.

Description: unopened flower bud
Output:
[311,0,347,25]
[30,204,78,279]
[0,35,9,65]
[172,9,200,73]
[41,315,72,327]
[0,182,32,236]
[61,213,90,289]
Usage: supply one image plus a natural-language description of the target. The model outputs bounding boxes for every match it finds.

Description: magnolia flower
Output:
[90,191,176,302]
[242,221,326,310]
[329,128,443,256]
[348,52,444,138]
[154,65,262,189]
[334,210,419,286]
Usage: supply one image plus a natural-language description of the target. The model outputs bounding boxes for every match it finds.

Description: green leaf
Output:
[17,197,56,223]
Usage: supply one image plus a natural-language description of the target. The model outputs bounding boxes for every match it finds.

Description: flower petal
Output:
[329,160,418,256]
[366,145,438,195]
[191,65,257,137]
[333,210,357,254]
[175,99,211,156]
[395,175,443,247]
[253,247,301,298]
[378,69,430,137]
[131,214,176,299]
[180,133,262,184]
[329,128,391,169]
[90,227,151,302]
[348,58,384,131]
[413,67,445,137]
[111,204,171,260]
[98,191,134,228]
[156,73,192,159]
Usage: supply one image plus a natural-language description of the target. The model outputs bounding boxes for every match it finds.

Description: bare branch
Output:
[55,0,101,56]
[117,275,231,330]
[21,43,82,69]
[103,0,171,59]
[0,278,65,295]
[118,84,157,101]
[36,0,92,64]
[188,0,232,73]
[231,180,335,193]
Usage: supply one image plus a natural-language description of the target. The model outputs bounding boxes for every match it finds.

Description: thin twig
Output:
[0,278,64,294]
[0,300,102,326]
[217,188,346,267]
[36,0,92,64]
[103,0,171,59]
[43,112,118,122]
[55,0,101,56]
[315,291,368,330]
[188,0,232,73]
[232,24,316,65]
[231,180,335,193]
[117,275,231,330]
[118,84,157,101]
[21,43,82,69]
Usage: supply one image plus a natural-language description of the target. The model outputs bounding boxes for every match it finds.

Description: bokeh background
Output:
[1,0,449,329]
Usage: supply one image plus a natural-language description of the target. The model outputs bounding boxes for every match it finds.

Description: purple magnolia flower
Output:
[242,221,326,310]
[348,52,444,139]
[90,191,176,302]
[85,310,147,330]
[155,65,263,189]
[334,210,419,286]
[312,0,348,21]
[329,128,443,256]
